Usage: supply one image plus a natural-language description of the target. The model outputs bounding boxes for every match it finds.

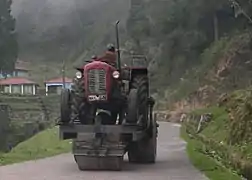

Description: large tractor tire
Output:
[71,77,91,124]
[60,88,71,124]
[127,75,149,127]
[125,89,138,124]
[128,118,157,163]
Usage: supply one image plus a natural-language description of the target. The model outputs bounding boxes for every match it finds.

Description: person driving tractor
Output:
[96,44,117,67]
[91,55,98,60]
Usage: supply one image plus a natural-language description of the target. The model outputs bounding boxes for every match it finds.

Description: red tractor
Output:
[58,21,158,171]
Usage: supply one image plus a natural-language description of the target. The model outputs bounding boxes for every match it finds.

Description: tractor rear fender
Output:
[131,68,148,77]
[120,68,148,81]
[129,68,148,89]
[128,54,148,82]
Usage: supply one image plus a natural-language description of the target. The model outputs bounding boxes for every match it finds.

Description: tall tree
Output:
[126,0,150,53]
[0,0,18,74]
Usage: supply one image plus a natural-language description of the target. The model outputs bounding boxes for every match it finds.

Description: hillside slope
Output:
[124,0,252,108]
[0,94,59,152]
[165,32,252,109]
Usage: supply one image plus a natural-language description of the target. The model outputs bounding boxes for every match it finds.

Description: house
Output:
[0,60,30,79]
[44,77,72,95]
[0,77,38,95]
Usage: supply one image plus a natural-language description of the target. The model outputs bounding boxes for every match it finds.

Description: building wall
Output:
[1,85,10,93]
[14,70,29,78]
[45,82,72,95]
[12,85,22,94]
[0,84,37,95]
[23,85,34,94]
[0,73,11,79]
[0,70,29,79]
[45,83,72,89]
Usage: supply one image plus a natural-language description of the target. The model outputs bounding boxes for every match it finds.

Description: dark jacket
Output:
[97,51,117,66]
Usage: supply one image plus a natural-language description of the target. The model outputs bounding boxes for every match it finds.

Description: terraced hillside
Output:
[0,94,60,152]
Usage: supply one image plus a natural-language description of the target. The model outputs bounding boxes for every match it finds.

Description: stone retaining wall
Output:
[0,94,60,152]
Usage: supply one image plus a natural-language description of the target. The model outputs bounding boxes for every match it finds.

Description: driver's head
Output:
[91,55,97,60]
[107,44,115,52]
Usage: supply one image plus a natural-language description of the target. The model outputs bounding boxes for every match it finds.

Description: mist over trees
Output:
[11,0,130,63]
[8,0,252,96]
[126,0,252,93]
[0,0,18,74]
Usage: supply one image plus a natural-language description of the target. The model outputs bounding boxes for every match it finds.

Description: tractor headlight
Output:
[75,71,82,79]
[112,71,120,79]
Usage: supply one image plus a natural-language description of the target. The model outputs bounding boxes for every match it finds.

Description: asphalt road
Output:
[0,122,208,180]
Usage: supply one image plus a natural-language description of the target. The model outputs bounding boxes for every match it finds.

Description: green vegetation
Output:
[220,89,252,146]
[190,106,230,143]
[0,0,18,73]
[0,127,71,165]
[0,94,60,152]
[125,0,252,104]
[182,89,252,179]
[181,126,242,180]
[11,0,252,96]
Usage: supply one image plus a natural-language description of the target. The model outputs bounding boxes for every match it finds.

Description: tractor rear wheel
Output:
[60,88,71,124]
[71,77,91,124]
[128,118,157,163]
[125,89,138,124]
[128,75,149,127]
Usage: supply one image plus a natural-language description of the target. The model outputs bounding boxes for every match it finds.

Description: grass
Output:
[191,106,230,143]
[191,106,252,158]
[181,126,242,180]
[0,126,71,166]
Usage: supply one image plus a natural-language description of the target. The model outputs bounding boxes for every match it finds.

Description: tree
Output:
[126,0,150,52]
[0,0,18,74]
[126,0,252,94]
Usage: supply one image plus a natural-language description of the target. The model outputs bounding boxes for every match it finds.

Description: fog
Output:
[11,0,109,17]
[10,0,130,62]
[11,0,109,32]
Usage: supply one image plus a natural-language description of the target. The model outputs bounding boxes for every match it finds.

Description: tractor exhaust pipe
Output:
[115,20,121,72]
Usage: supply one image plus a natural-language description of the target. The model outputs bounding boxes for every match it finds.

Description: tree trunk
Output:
[213,12,219,41]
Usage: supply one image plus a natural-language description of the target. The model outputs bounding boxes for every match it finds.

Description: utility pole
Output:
[60,42,66,89]
[62,58,66,89]
[115,20,121,72]
[213,12,219,41]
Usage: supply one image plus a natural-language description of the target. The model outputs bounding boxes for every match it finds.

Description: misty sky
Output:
[11,0,110,18]
[10,0,130,62]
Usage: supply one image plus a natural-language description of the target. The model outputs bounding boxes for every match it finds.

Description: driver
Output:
[91,55,98,60]
[96,44,117,67]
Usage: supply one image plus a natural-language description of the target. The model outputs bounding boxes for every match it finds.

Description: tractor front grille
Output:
[87,69,106,94]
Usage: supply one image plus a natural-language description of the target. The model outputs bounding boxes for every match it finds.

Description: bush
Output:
[220,88,252,145]
[183,104,252,180]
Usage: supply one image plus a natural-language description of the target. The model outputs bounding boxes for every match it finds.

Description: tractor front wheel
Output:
[128,75,149,127]
[60,88,71,124]
[71,77,92,124]
[125,89,138,124]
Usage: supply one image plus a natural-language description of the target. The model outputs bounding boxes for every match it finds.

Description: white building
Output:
[0,77,38,95]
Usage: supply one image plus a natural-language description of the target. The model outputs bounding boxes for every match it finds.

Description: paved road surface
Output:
[0,122,208,180]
